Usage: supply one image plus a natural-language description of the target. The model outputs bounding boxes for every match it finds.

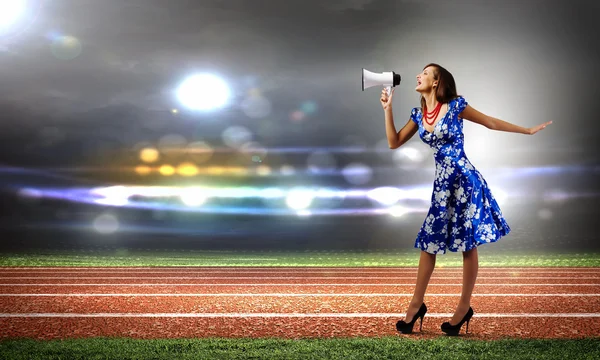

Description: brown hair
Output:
[419,63,459,111]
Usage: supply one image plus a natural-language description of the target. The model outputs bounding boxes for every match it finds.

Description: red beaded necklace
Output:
[423,102,442,125]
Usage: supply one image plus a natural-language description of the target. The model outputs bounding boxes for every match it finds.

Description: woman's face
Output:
[415,66,438,93]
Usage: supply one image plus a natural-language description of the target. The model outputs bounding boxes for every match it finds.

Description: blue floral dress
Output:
[410,96,510,254]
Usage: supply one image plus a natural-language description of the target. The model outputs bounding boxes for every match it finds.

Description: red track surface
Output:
[1,267,599,340]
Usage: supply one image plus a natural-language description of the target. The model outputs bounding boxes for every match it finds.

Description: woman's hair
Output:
[420,63,459,111]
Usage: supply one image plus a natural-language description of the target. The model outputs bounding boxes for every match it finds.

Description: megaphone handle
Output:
[386,86,392,96]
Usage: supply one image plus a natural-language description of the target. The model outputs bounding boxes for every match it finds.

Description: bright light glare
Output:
[180,188,207,206]
[389,205,409,217]
[367,186,404,206]
[176,73,230,111]
[286,189,314,210]
[0,0,26,31]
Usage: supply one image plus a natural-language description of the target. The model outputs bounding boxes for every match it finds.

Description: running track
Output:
[0,266,599,340]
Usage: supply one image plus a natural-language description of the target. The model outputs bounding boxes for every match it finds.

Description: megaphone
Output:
[362,68,401,96]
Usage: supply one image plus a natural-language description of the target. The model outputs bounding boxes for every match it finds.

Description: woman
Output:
[380,63,551,336]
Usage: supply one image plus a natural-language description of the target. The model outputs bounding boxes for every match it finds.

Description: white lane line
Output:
[1,293,599,297]
[1,269,599,274]
[1,313,599,318]
[1,266,597,268]
[2,276,598,280]
[0,269,594,272]
[0,283,598,286]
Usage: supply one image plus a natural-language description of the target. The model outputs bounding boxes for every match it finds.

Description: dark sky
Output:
[1,0,599,171]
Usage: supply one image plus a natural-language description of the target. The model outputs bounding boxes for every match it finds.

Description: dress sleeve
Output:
[410,107,420,125]
[454,96,468,115]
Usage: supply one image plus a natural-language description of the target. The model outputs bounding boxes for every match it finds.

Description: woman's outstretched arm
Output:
[460,105,552,135]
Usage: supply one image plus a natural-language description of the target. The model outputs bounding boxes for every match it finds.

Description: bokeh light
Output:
[207,166,225,175]
[222,126,253,149]
[307,150,337,174]
[280,165,295,176]
[342,163,373,185]
[93,213,119,234]
[286,189,314,210]
[0,0,26,35]
[51,35,83,60]
[159,164,175,176]
[240,141,268,163]
[177,162,199,176]
[93,186,129,207]
[297,210,312,217]
[186,141,213,163]
[139,147,159,163]
[389,205,409,217]
[300,101,318,114]
[289,110,305,122]
[256,165,271,176]
[134,165,152,176]
[538,208,553,220]
[241,90,272,119]
[180,188,207,206]
[176,73,230,111]
[393,146,427,167]
[368,187,404,206]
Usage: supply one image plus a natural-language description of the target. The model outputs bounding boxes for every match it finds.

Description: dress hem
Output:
[413,226,511,255]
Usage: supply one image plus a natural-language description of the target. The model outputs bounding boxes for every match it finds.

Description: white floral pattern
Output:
[410,96,510,254]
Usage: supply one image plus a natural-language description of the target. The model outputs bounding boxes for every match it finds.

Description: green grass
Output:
[1,249,599,267]
[0,337,599,360]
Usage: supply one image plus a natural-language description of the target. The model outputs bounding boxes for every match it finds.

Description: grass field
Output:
[1,337,599,360]
[0,249,599,267]
[1,249,599,359]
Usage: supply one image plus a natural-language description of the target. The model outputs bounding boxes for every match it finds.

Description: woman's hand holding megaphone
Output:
[380,87,395,111]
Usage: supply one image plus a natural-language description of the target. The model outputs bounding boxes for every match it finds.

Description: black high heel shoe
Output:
[396,303,427,334]
[441,306,474,336]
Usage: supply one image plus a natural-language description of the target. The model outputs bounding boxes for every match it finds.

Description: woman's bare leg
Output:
[450,247,478,325]
[404,250,436,322]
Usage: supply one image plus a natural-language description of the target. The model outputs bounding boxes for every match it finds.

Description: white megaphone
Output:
[362,68,401,96]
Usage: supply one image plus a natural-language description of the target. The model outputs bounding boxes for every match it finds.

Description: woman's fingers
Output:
[539,121,552,131]
[530,121,552,135]
[380,87,394,108]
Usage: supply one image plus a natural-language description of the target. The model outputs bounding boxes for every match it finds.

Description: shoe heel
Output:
[396,303,427,334]
[441,307,474,336]
[465,307,473,334]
